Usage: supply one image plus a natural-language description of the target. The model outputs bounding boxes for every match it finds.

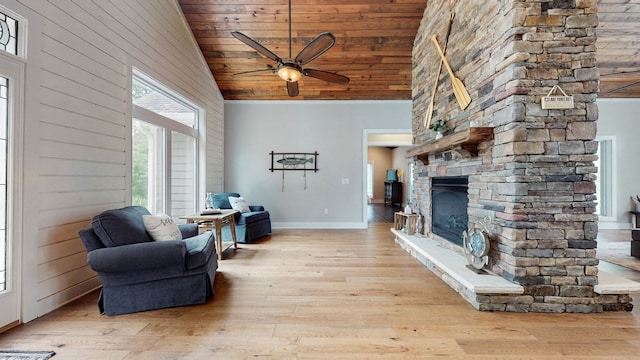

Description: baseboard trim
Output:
[599,222,632,230]
[272,222,367,229]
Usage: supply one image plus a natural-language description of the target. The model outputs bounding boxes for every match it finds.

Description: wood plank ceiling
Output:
[178,0,640,101]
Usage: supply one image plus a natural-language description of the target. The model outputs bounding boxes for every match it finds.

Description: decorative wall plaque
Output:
[541,85,574,109]
[269,151,318,191]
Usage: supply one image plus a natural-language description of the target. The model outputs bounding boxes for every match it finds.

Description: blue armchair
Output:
[213,192,271,243]
[78,206,218,315]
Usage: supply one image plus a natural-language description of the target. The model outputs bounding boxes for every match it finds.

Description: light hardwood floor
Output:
[1,225,639,359]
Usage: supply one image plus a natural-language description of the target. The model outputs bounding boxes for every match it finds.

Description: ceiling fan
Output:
[230,0,350,97]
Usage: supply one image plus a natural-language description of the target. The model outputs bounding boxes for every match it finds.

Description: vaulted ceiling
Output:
[178,0,640,101]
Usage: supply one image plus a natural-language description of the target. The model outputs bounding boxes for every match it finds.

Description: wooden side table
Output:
[394,212,420,236]
[180,210,239,260]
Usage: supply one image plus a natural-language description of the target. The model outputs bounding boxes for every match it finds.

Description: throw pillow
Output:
[229,196,251,213]
[142,214,183,241]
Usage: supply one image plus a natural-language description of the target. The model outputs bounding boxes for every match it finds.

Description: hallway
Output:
[367,203,401,223]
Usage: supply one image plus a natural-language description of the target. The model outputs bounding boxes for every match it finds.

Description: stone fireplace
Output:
[401,0,635,312]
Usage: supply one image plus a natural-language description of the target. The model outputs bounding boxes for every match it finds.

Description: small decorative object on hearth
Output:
[414,206,424,236]
[404,203,412,215]
[541,85,574,109]
[462,216,492,273]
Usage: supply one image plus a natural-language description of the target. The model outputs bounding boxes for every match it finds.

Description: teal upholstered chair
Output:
[212,192,271,243]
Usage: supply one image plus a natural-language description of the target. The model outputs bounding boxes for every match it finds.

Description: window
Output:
[408,161,414,204]
[595,137,616,220]
[132,73,200,217]
[0,11,18,56]
[0,70,8,292]
[367,162,373,201]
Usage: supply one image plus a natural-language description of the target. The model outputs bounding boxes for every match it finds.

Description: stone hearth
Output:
[407,0,635,312]
[393,228,639,311]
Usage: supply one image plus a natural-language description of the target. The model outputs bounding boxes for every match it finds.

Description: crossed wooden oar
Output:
[431,35,471,111]
[424,12,455,129]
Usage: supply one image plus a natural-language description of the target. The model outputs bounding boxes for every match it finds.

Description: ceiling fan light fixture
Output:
[278,65,302,82]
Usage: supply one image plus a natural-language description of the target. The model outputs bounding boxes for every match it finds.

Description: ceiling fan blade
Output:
[231,31,282,63]
[303,68,350,84]
[286,81,299,97]
[231,66,276,77]
[294,32,336,66]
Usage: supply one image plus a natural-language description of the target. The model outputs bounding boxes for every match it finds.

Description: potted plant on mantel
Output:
[428,119,447,140]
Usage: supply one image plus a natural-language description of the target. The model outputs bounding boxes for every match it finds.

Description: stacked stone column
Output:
[411,0,631,312]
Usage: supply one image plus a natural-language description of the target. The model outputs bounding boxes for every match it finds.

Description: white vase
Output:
[435,131,443,140]
[404,205,412,214]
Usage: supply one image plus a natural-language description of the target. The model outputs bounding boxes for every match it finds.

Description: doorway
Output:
[363,130,412,224]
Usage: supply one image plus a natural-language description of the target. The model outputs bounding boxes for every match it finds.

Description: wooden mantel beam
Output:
[407,127,494,164]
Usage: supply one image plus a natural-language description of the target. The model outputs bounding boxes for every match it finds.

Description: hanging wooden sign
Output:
[541,85,574,109]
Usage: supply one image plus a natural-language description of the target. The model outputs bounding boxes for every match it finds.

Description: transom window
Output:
[133,80,196,128]
[0,10,18,56]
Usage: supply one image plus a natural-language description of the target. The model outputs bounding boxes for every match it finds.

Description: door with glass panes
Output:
[0,8,23,328]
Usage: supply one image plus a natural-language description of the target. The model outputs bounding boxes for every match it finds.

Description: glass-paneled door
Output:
[0,56,22,329]
[0,6,25,329]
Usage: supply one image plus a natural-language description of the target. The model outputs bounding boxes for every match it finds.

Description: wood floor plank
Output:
[1,224,639,358]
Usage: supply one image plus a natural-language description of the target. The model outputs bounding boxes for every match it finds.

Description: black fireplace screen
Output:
[431,176,469,246]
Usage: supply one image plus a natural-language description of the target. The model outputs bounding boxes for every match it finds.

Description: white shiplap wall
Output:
[6,0,223,321]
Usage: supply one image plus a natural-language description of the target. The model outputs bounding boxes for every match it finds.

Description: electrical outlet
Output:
[324,208,329,214]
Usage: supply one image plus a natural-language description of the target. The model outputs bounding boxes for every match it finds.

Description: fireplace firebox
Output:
[431,176,469,246]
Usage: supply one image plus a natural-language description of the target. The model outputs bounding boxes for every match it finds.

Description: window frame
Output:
[131,70,203,216]
[595,136,617,222]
